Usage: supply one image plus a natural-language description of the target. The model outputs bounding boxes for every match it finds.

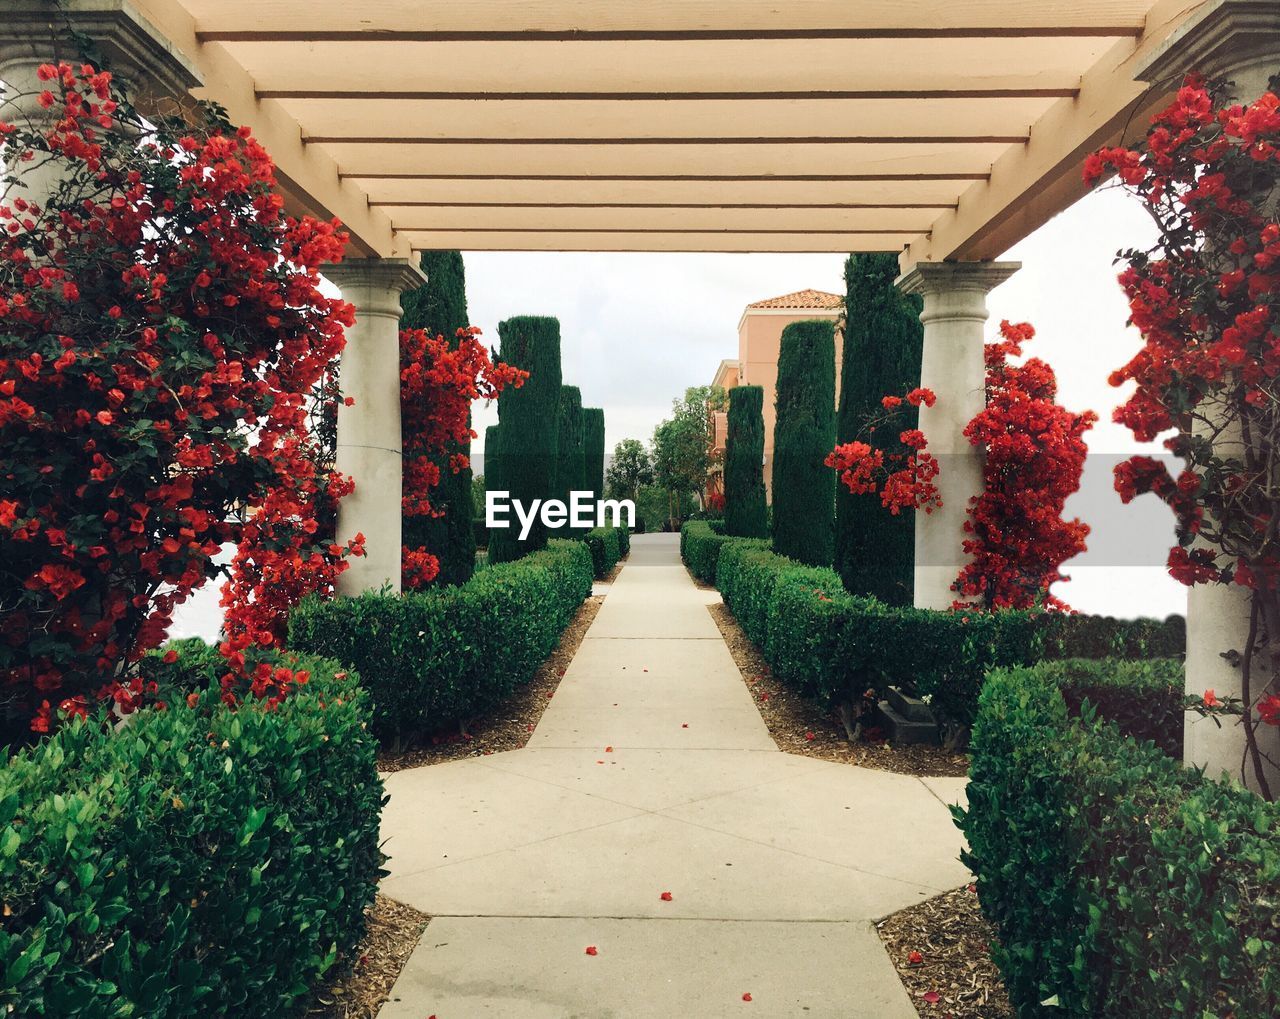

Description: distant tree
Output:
[583,408,606,502]
[724,385,769,537]
[773,320,836,566]
[606,439,654,503]
[836,253,924,604]
[488,316,561,563]
[400,250,476,586]
[652,385,726,526]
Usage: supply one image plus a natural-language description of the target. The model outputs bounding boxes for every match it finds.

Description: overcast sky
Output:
[462,185,1183,621]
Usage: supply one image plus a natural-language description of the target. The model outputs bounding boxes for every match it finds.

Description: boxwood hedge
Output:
[0,653,382,1016]
[582,525,629,579]
[959,663,1279,1017]
[289,539,594,745]
[691,532,1185,733]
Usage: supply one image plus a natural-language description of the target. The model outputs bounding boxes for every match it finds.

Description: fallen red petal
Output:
[585,945,598,956]
[660,891,673,901]
[742,993,753,1002]
[908,950,924,965]
[921,990,940,1004]
[804,731,815,740]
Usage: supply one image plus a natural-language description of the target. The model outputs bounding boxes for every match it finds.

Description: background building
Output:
[709,289,843,500]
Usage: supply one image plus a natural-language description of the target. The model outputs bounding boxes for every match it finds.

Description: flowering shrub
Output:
[1086,75,1280,795]
[399,325,524,589]
[825,387,940,515]
[0,62,358,733]
[828,322,1093,611]
[954,321,1095,610]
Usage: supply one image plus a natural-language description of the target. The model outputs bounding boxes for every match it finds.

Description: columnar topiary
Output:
[724,385,769,537]
[554,385,586,528]
[583,407,606,502]
[400,250,475,586]
[772,320,836,566]
[488,316,562,563]
[836,253,923,604]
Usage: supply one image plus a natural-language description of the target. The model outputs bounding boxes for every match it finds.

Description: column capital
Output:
[325,257,427,317]
[1137,0,1280,102]
[896,260,1021,299]
[1,2,199,115]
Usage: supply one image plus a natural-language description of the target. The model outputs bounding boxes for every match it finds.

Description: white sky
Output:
[171,185,1186,640]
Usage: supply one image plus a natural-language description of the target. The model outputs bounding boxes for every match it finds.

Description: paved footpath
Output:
[378,533,969,1018]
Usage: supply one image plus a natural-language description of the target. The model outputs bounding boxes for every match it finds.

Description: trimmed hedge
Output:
[960,663,1280,1017]
[691,534,1185,732]
[724,385,769,538]
[772,319,836,567]
[836,252,924,606]
[583,525,629,579]
[289,539,593,744]
[1,654,382,1016]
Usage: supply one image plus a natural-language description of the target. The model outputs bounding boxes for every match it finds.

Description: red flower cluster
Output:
[953,321,1095,610]
[1087,75,1280,789]
[398,325,525,588]
[826,386,940,515]
[0,62,357,729]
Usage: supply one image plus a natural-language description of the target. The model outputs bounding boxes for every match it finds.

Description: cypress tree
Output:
[554,385,586,529]
[583,407,605,502]
[724,385,768,537]
[400,251,475,586]
[487,316,561,563]
[482,424,503,494]
[772,319,836,566]
[836,253,924,605]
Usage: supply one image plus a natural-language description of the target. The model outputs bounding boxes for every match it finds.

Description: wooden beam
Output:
[183,1,1154,37]
[200,28,1141,42]
[399,229,919,252]
[370,202,958,209]
[304,134,1029,145]
[129,0,398,257]
[344,173,990,182]
[902,0,1204,265]
[258,88,1080,100]
[387,206,934,231]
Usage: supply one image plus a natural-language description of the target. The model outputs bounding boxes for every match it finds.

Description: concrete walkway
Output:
[378,533,969,1018]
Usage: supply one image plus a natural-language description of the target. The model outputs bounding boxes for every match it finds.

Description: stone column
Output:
[325,258,427,596]
[1138,0,1280,791]
[897,262,1020,610]
[1,3,198,207]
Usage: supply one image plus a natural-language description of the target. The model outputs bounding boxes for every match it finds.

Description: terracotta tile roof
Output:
[745,289,843,311]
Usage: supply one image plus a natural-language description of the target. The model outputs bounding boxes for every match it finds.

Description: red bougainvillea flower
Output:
[1203,689,1222,709]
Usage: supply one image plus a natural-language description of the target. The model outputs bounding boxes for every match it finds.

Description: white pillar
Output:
[1,5,198,208]
[1138,0,1280,792]
[324,258,426,596]
[897,262,1019,610]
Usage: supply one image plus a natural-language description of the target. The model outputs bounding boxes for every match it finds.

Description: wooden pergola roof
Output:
[124,0,1206,263]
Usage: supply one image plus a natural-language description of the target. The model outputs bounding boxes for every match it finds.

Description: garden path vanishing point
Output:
[377,533,969,1018]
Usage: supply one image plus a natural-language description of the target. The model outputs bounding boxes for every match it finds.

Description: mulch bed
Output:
[377,586,609,773]
[706,602,969,778]
[305,894,431,1018]
[876,885,1014,1019]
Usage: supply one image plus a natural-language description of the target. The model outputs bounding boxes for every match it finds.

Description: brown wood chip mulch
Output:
[706,601,970,778]
[877,885,1014,1019]
[304,894,430,1018]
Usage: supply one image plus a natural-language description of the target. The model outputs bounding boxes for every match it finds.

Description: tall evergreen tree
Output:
[836,253,924,605]
[724,385,768,537]
[554,385,586,529]
[487,316,561,563]
[772,320,836,566]
[583,408,606,502]
[400,250,476,585]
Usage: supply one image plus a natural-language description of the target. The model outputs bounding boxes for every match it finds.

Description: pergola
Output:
[4,0,1278,787]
